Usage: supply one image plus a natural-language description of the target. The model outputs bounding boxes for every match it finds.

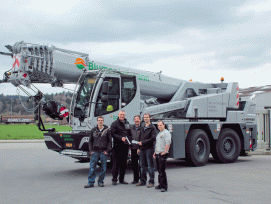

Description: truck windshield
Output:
[76,75,96,106]
[72,74,97,120]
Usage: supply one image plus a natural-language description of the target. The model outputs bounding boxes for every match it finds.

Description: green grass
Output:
[0,124,72,140]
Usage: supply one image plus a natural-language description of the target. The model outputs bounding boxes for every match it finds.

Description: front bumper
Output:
[60,149,89,159]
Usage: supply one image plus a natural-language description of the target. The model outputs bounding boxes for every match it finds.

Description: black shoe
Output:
[155,186,161,190]
[136,182,146,186]
[119,181,128,184]
[98,183,104,187]
[131,181,138,184]
[112,181,117,185]
[161,188,167,192]
[84,184,94,188]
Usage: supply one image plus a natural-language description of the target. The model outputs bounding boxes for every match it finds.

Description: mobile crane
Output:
[0,41,257,166]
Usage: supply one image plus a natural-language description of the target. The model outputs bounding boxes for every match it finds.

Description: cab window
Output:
[95,77,120,116]
[121,76,136,106]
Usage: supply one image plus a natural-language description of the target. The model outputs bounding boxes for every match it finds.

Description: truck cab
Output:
[70,70,140,131]
[44,70,140,161]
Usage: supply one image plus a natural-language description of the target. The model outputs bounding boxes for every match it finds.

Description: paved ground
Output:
[1,142,271,204]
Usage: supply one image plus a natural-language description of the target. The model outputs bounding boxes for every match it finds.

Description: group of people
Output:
[84,110,172,192]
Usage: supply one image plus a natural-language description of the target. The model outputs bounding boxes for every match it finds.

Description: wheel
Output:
[185,129,210,166]
[215,128,241,163]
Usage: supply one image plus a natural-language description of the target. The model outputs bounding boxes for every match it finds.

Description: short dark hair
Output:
[143,113,151,118]
[157,120,165,125]
[134,115,141,120]
[97,116,104,121]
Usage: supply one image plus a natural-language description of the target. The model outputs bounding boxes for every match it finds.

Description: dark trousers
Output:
[131,149,140,182]
[156,153,168,190]
[140,148,155,184]
[112,146,129,182]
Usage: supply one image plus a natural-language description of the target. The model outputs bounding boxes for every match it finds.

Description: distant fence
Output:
[257,109,271,150]
[0,115,35,124]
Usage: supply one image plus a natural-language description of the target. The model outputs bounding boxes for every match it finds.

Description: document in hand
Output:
[125,136,131,145]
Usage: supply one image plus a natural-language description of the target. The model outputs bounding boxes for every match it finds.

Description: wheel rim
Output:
[195,138,206,158]
[222,137,235,156]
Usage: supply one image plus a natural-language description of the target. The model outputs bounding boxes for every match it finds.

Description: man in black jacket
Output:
[136,113,157,188]
[84,116,112,188]
[111,110,133,185]
[130,115,141,184]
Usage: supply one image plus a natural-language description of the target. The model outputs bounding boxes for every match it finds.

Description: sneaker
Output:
[119,181,128,184]
[147,183,154,188]
[98,183,104,187]
[112,181,117,185]
[84,184,94,188]
[155,186,161,190]
[161,188,167,192]
[136,182,146,186]
[131,181,138,184]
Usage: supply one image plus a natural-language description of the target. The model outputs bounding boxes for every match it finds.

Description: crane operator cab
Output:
[70,70,140,131]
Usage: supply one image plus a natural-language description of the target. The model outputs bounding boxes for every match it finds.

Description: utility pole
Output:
[10,98,12,118]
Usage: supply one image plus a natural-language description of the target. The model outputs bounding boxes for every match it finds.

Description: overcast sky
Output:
[1,0,271,96]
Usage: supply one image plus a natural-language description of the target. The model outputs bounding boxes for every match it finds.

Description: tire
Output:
[215,128,241,163]
[185,129,210,167]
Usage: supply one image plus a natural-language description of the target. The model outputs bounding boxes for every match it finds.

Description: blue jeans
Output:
[140,148,155,184]
[88,152,108,185]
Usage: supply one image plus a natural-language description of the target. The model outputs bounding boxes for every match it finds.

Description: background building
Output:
[240,86,271,150]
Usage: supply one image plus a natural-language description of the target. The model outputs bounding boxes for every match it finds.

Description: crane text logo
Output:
[89,62,117,71]
[89,62,149,81]
[74,58,87,69]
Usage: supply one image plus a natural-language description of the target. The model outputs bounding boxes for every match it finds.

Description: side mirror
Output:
[102,81,109,95]
[101,95,108,102]
[34,114,39,121]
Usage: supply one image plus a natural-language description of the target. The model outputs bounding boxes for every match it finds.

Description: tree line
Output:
[0,92,73,116]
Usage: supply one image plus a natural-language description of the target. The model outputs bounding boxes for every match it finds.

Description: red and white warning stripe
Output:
[12,54,21,69]
[60,106,69,118]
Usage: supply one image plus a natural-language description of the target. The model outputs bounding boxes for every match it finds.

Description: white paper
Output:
[132,140,139,144]
[125,136,131,145]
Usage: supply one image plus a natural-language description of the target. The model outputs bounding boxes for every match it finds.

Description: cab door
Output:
[94,77,121,117]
